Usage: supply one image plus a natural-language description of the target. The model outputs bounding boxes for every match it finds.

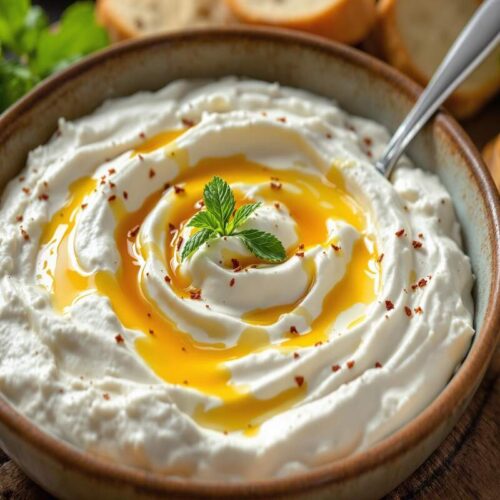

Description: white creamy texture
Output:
[0,79,474,480]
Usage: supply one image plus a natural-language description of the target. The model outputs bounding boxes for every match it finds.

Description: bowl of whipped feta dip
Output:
[0,29,498,500]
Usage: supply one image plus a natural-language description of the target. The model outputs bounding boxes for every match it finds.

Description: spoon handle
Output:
[376,0,500,177]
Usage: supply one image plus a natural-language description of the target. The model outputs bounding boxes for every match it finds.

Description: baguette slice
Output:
[483,134,500,191]
[373,0,500,119]
[225,0,376,45]
[97,0,236,41]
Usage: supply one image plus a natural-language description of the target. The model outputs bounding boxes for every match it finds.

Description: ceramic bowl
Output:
[0,28,498,500]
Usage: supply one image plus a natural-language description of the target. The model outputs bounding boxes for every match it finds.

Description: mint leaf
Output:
[17,7,49,56]
[203,176,234,229]
[181,229,215,261]
[32,2,109,78]
[236,229,286,263]
[227,202,261,233]
[187,210,221,232]
[0,60,39,111]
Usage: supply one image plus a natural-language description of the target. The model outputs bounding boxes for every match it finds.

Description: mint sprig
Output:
[181,176,286,263]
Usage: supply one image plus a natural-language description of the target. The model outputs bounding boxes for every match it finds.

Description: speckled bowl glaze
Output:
[0,28,498,500]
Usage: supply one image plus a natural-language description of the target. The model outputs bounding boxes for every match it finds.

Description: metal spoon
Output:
[376,0,500,178]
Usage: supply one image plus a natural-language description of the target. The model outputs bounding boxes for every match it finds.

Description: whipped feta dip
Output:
[0,78,474,480]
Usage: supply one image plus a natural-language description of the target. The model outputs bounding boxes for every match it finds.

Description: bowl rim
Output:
[0,27,499,497]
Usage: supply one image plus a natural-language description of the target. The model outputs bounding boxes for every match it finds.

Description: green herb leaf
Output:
[236,229,286,263]
[187,210,221,232]
[17,6,49,56]
[181,228,216,261]
[0,0,29,47]
[0,59,39,111]
[227,202,261,234]
[32,2,109,78]
[202,176,234,230]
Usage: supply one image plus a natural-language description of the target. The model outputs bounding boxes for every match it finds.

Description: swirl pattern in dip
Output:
[0,79,474,480]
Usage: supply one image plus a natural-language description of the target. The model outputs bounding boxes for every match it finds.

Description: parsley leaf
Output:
[182,177,286,263]
[181,228,216,261]
[0,60,39,111]
[202,176,235,228]
[236,229,286,263]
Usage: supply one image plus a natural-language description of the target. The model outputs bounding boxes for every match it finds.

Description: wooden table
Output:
[2,3,499,497]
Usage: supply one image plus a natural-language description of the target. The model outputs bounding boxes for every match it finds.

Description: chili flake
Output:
[395,229,405,237]
[290,325,298,335]
[377,253,385,263]
[108,195,116,202]
[81,203,88,209]
[20,228,29,241]
[149,168,156,178]
[108,168,116,175]
[22,187,30,195]
[331,244,341,252]
[123,191,128,200]
[182,117,195,127]
[293,352,300,359]
[294,376,304,387]
[103,393,110,400]
[404,306,412,317]
[332,364,341,372]
[229,278,235,287]
[190,290,202,300]
[270,181,282,190]
[128,225,140,238]
[174,185,185,194]
[296,251,305,257]
[15,215,23,222]
[418,278,427,288]
[346,360,355,369]
[231,258,240,269]
[385,300,394,311]
[414,306,423,314]
[164,275,171,284]
[412,240,423,249]
[375,362,382,368]
[115,334,124,344]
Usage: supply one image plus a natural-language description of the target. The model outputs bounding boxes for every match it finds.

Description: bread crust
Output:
[372,0,500,119]
[225,0,376,45]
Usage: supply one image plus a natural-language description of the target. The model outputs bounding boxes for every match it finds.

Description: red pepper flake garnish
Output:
[164,275,171,284]
[176,236,184,251]
[20,227,30,241]
[411,284,418,291]
[108,168,116,175]
[109,181,116,189]
[314,341,323,347]
[331,244,341,252]
[190,290,201,300]
[103,393,110,400]
[15,215,23,222]
[123,191,128,200]
[412,240,423,249]
[395,229,405,237]
[296,251,305,257]
[22,187,30,195]
[233,266,243,273]
[168,223,176,233]
[81,203,88,210]
[363,137,373,146]
[115,334,124,344]
[18,176,25,182]
[270,181,282,190]
[414,306,423,314]
[148,329,155,335]
[149,168,156,178]
[347,360,355,369]
[138,154,144,161]
[290,325,298,335]
[332,364,341,372]
[229,278,235,287]
[277,117,287,123]
[375,362,382,368]
[377,253,385,263]
[174,185,185,194]
[326,133,332,139]
[274,202,281,210]
[404,306,412,317]
[293,352,300,359]
[181,347,187,352]
[108,195,116,202]
[294,376,304,387]
[139,132,146,139]
[418,233,424,239]
[182,117,195,127]
[418,278,427,288]
[128,225,140,238]
[385,300,394,311]
[231,258,240,269]
[298,243,305,250]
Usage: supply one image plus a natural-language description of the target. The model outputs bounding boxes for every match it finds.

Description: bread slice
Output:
[483,134,500,191]
[372,0,500,119]
[225,0,377,45]
[96,0,236,41]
